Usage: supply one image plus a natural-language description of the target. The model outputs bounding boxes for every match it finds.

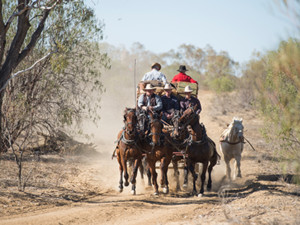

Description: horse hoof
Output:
[163,187,169,194]
[119,188,123,193]
[153,192,159,196]
[183,183,188,189]
[124,181,129,186]
[131,190,136,195]
[198,193,203,197]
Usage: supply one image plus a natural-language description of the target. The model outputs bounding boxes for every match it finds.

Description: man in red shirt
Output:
[171,65,198,84]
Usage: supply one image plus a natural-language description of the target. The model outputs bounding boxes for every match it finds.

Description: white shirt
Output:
[141,69,167,84]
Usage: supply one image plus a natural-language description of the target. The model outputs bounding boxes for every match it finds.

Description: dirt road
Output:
[0,91,299,225]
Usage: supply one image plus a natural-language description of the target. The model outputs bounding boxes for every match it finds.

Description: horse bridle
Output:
[148,118,164,146]
[124,109,137,137]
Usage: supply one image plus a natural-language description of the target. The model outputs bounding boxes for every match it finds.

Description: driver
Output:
[137,83,162,133]
[180,85,202,115]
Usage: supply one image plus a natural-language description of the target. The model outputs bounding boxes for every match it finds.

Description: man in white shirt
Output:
[141,63,167,84]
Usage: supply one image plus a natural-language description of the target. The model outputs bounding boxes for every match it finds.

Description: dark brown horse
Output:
[115,108,142,195]
[137,110,173,195]
[178,106,220,196]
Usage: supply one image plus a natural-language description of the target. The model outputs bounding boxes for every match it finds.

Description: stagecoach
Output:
[115,79,218,196]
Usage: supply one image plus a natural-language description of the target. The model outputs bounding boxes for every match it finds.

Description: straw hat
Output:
[144,83,156,91]
[151,63,161,70]
[184,85,193,93]
[163,83,173,90]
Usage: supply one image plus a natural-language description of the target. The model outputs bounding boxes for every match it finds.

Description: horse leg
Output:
[142,156,152,186]
[172,158,181,192]
[121,154,129,187]
[139,159,144,180]
[148,160,158,195]
[183,161,189,188]
[187,162,198,195]
[207,151,218,191]
[224,157,232,181]
[234,155,242,179]
[199,162,208,197]
[117,155,124,192]
[130,158,141,195]
[160,157,170,194]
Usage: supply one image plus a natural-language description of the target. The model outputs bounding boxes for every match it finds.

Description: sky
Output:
[86,0,299,64]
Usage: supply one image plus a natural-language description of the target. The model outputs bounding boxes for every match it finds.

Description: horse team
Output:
[114,106,245,197]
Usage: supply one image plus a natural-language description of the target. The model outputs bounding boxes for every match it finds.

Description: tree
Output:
[1,1,110,190]
[0,0,108,152]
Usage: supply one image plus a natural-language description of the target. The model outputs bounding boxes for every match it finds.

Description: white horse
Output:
[219,117,244,180]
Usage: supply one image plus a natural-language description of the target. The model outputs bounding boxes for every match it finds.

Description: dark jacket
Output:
[180,96,202,114]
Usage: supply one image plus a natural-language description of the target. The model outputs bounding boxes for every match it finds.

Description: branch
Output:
[0,50,56,93]
[17,8,51,64]
[5,4,30,33]
[33,0,62,10]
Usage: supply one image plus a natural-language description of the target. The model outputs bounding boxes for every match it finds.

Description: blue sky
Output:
[86,0,299,64]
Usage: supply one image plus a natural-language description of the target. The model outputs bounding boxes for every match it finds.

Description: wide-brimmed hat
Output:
[151,63,161,70]
[144,83,156,91]
[163,83,173,90]
[184,85,193,93]
[177,65,188,72]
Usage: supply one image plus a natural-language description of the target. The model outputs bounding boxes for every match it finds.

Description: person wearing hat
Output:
[141,63,167,84]
[137,83,163,112]
[180,85,202,115]
[161,83,180,124]
[171,65,198,84]
[137,83,163,134]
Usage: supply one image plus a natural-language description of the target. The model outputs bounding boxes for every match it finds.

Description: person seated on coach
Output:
[161,83,180,125]
[137,83,163,133]
[180,85,202,116]
[141,62,167,84]
[171,65,198,84]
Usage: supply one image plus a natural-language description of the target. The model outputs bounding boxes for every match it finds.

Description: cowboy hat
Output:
[144,83,156,91]
[151,63,161,70]
[184,85,193,93]
[163,83,173,90]
[177,65,188,72]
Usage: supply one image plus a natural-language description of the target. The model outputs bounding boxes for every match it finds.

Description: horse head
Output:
[123,108,137,137]
[148,110,163,146]
[228,117,244,143]
[178,105,198,127]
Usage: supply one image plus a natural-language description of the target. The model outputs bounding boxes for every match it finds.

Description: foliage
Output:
[243,38,300,183]
[0,0,109,190]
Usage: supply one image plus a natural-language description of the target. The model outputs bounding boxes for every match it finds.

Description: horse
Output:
[178,106,220,197]
[219,117,244,180]
[137,110,173,195]
[115,108,142,195]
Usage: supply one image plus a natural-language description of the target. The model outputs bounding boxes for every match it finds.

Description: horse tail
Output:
[111,148,117,160]
[208,137,221,164]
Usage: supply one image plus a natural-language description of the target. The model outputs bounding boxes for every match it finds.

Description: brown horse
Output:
[137,110,173,195]
[178,106,220,197]
[115,108,142,195]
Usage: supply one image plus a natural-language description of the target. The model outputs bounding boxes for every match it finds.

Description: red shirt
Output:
[171,72,198,84]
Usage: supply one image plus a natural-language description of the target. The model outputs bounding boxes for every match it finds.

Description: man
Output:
[180,85,202,115]
[171,65,198,84]
[161,83,179,124]
[137,83,162,133]
[138,83,162,112]
[141,63,167,84]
